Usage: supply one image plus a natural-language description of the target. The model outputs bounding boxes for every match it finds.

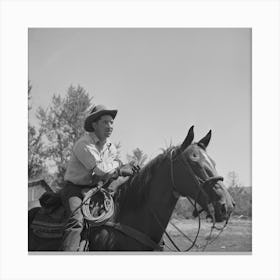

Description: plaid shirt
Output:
[64,132,120,185]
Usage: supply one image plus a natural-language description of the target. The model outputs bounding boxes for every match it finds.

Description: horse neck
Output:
[147,165,179,239]
[119,155,179,244]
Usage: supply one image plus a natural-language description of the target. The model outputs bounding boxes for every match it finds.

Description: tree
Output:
[228,186,252,217]
[127,148,148,167]
[172,197,194,219]
[114,141,122,161]
[28,80,32,110]
[28,81,45,179]
[227,171,240,188]
[37,84,92,186]
[226,171,252,217]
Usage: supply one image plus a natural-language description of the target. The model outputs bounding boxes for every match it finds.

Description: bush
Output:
[172,198,194,219]
[228,187,252,217]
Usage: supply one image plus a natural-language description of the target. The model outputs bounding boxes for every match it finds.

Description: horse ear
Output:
[198,130,212,149]
[181,125,194,151]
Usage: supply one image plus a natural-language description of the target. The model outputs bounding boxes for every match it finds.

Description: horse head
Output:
[172,126,235,223]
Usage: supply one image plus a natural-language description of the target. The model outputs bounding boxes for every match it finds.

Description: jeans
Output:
[60,182,88,251]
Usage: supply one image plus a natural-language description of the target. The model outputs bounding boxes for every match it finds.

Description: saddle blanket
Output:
[31,206,67,239]
[31,191,67,239]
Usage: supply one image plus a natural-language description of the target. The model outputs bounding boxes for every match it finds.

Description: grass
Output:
[163,217,252,253]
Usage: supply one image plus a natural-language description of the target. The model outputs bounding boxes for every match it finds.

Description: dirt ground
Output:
[163,217,252,253]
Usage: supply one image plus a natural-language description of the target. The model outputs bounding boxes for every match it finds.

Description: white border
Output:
[0,1,279,280]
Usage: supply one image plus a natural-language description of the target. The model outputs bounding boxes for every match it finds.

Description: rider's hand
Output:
[116,163,141,177]
[118,164,134,177]
[131,164,141,174]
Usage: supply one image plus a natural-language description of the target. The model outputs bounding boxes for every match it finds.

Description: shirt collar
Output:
[88,132,111,146]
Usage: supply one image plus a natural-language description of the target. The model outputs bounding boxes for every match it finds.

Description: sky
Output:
[28,28,251,186]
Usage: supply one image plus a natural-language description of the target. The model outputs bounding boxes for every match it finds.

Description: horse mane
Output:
[115,146,176,216]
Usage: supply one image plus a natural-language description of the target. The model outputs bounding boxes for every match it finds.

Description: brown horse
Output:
[28,126,235,251]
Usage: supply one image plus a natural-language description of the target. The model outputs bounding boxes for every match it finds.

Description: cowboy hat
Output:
[84,104,118,132]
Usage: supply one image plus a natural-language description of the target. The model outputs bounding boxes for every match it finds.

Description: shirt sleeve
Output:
[73,141,97,170]
[93,144,121,176]
[73,140,121,177]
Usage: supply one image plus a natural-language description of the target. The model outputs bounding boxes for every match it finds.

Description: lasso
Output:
[81,186,115,226]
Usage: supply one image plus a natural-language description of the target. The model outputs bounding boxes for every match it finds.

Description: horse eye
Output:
[191,153,199,160]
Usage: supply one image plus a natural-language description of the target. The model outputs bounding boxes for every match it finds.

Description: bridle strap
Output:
[170,149,181,199]
[170,149,208,201]
[170,148,223,206]
[201,176,224,188]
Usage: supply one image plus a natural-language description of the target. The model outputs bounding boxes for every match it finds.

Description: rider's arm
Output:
[73,141,120,178]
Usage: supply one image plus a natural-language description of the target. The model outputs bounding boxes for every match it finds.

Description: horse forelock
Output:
[115,149,172,216]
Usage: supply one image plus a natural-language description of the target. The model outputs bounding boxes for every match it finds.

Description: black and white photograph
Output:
[0,1,279,280]
[28,28,251,253]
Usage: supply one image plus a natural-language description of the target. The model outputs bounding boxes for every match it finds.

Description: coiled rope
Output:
[81,187,114,226]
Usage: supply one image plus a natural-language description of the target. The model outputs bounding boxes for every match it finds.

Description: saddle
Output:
[30,188,162,251]
[30,188,115,239]
[30,192,67,238]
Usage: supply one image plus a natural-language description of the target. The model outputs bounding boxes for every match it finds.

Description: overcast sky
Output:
[28,28,251,186]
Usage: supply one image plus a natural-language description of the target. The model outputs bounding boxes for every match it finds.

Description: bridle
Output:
[151,147,228,252]
[170,147,224,216]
